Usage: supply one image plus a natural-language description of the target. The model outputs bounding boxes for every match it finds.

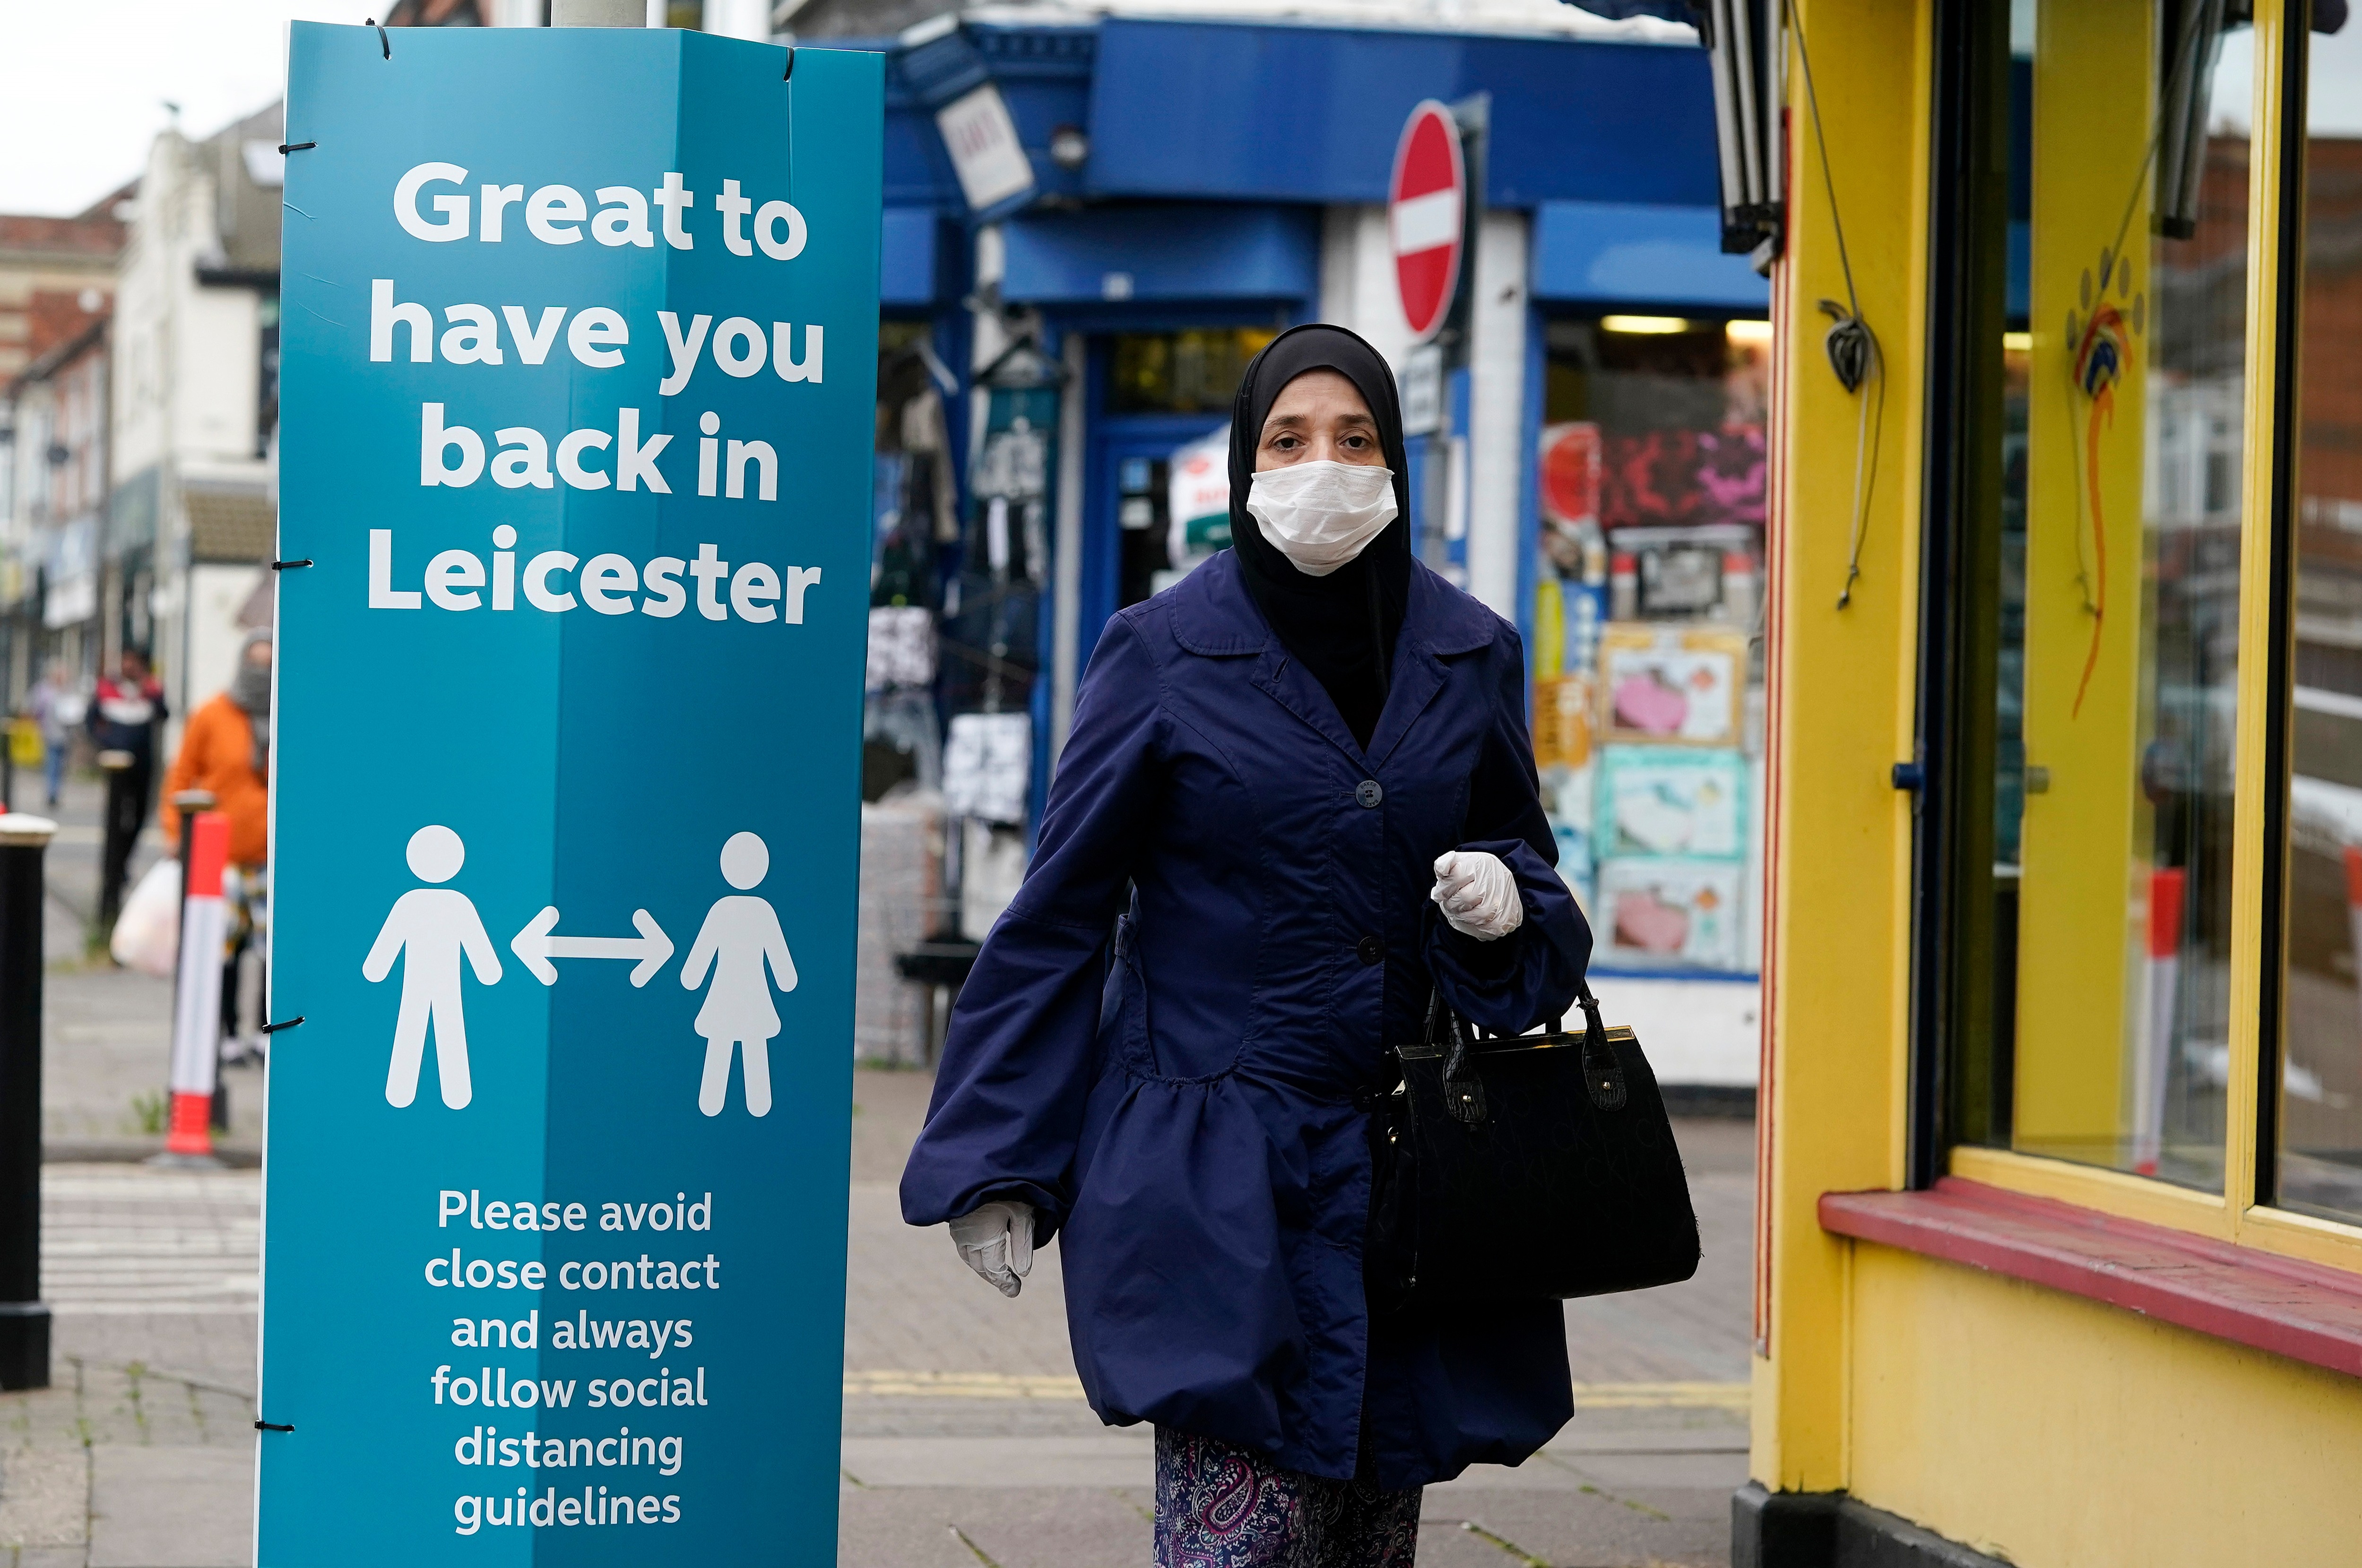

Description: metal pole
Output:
[0,812,57,1389]
[95,748,135,931]
[550,0,647,23]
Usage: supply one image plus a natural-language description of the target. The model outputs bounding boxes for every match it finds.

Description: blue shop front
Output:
[850,5,1771,1089]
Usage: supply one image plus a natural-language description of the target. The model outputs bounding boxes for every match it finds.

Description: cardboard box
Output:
[1533,672,1598,770]
[1596,856,1747,971]
[1599,623,1748,747]
[1598,745,1747,859]
[1541,762,1596,913]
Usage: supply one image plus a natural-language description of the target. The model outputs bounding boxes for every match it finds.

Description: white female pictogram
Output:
[680,831,796,1117]
[363,825,503,1109]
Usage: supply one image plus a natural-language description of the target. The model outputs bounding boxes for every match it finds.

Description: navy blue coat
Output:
[900,551,1591,1489]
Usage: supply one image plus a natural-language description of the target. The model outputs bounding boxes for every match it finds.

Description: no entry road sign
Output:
[1390,100,1466,343]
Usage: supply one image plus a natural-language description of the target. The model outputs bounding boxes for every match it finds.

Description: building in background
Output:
[12,3,1764,1083]
[108,102,283,748]
[0,200,122,700]
[2,315,111,701]
[833,0,1767,1083]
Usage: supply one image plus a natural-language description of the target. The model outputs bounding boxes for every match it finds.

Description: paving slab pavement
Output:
[4,954,1754,1566]
[87,1448,253,1568]
[28,766,264,1167]
[838,1065,1753,1567]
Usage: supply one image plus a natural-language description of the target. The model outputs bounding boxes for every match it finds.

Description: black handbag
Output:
[1366,982,1702,1311]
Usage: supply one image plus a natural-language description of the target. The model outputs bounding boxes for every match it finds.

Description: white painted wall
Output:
[110,128,276,753]
[1315,205,1415,373]
[108,140,182,489]
[185,564,266,713]
[1601,977,1762,1087]
[1319,201,1529,621]
[700,0,774,39]
[1465,207,1528,620]
[176,287,258,462]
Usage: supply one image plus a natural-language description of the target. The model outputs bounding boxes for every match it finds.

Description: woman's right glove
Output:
[948,1199,1035,1297]
[1431,850,1523,941]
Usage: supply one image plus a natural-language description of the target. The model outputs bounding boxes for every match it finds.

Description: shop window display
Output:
[1114,328,1274,604]
[1532,318,1769,973]
[1109,327,1275,416]
[864,322,959,803]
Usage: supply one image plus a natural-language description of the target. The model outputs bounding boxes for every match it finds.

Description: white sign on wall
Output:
[1398,342,1444,435]
[935,84,1035,211]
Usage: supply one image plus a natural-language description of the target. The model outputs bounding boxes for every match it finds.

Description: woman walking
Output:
[902,324,1590,1566]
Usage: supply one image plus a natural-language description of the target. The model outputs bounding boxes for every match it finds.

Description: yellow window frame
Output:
[1950,0,2362,1277]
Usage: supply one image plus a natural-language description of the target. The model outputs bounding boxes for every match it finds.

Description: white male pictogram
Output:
[364,825,503,1109]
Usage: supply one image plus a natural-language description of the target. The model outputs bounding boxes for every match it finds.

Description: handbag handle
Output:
[1574,981,1626,1112]
[1426,982,1623,1119]
[1427,991,1489,1127]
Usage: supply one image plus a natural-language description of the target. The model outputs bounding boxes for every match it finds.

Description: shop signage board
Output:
[264,23,878,1563]
[1389,99,1466,342]
[1399,342,1444,434]
[936,83,1036,210]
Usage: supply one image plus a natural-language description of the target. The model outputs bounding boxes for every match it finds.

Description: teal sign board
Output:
[264,23,879,1562]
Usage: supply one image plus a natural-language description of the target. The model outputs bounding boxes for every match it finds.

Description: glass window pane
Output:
[1528,318,1769,973]
[1994,0,2250,1189]
[1106,329,1277,414]
[2276,26,2362,1221]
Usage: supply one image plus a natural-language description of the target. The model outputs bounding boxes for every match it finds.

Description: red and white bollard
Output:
[2132,866,2186,1177]
[2344,846,2362,1045]
[163,812,229,1162]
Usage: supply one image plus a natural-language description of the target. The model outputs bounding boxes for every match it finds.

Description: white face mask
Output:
[1245,461,1399,577]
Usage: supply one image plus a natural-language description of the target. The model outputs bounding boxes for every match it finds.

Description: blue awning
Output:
[1000,203,1318,306]
[1532,200,1768,312]
[882,207,951,310]
[1082,18,1716,210]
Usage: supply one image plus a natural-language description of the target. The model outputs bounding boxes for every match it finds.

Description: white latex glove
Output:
[948,1200,1035,1298]
[1431,850,1523,941]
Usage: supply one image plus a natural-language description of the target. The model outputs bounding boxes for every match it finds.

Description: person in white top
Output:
[25,660,81,808]
[681,831,796,1117]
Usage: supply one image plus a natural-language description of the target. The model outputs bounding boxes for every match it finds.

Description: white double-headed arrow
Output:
[510,907,674,988]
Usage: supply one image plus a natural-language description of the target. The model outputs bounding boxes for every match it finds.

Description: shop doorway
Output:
[1076,327,1274,664]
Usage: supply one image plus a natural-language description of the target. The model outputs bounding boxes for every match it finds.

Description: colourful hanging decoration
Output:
[2068,256,2136,721]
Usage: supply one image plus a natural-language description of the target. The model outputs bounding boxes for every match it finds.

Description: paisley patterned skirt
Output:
[1153,1426,1423,1568]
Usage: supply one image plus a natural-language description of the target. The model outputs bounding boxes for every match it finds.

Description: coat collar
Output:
[1167,551,1498,767]
[1166,549,1497,660]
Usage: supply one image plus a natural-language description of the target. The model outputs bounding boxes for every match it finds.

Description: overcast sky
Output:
[0,1,370,217]
[2209,26,2362,137]
[12,7,2362,219]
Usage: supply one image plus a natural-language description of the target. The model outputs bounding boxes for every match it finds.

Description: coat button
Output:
[1357,935,1384,965]
[1356,779,1384,809]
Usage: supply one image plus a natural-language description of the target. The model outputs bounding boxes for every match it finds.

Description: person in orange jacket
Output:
[162,630,271,866]
[161,630,272,1058]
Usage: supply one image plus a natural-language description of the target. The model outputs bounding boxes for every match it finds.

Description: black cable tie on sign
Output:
[277,141,315,155]
[261,1016,305,1034]
[366,18,391,59]
[782,46,795,81]
[255,1420,295,1433]
[270,559,312,571]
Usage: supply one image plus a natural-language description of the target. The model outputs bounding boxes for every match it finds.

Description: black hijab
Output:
[1227,324,1413,750]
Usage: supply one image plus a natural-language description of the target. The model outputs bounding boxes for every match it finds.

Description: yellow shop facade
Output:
[1740,0,2362,1562]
